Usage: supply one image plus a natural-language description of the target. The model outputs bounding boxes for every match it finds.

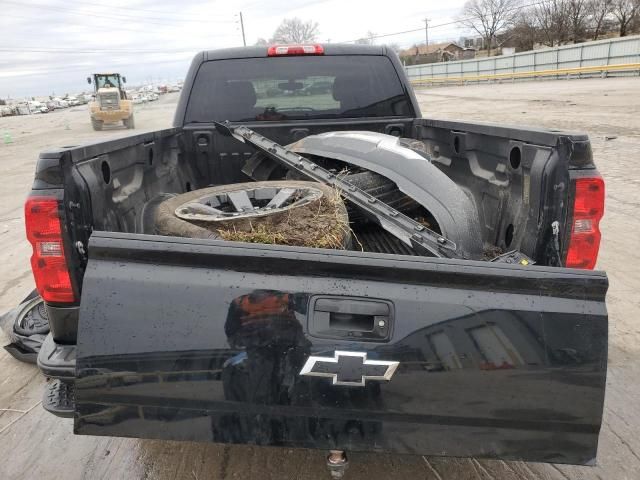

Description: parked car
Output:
[27,101,46,114]
[15,103,30,115]
[53,99,69,109]
[0,105,15,117]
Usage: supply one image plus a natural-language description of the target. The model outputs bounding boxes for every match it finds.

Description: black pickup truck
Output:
[12,44,607,473]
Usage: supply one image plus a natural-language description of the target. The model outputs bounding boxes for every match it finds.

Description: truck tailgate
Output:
[75,232,608,464]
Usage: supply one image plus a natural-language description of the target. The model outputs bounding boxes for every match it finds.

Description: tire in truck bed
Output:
[153,180,351,249]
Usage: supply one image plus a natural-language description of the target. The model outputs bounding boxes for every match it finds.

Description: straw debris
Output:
[215,185,351,249]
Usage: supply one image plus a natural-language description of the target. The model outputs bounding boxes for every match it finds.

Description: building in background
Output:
[399,42,475,66]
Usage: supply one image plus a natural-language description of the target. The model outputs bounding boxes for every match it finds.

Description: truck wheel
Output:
[153,181,350,249]
[123,115,135,129]
[244,155,417,221]
[91,118,103,131]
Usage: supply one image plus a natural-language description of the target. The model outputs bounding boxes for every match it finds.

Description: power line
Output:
[2,12,237,37]
[61,0,225,20]
[0,13,236,42]
[2,57,195,80]
[340,0,553,44]
[1,12,167,33]
[0,47,201,54]
[3,0,234,26]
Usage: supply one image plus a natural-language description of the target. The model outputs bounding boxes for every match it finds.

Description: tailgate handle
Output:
[310,297,392,341]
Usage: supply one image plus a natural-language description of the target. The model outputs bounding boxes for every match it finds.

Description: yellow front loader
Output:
[87,73,134,130]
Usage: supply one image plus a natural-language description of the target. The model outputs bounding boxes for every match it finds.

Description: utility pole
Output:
[424,18,429,46]
[239,11,246,47]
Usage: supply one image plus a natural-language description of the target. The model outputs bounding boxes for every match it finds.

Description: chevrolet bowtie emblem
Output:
[299,351,399,387]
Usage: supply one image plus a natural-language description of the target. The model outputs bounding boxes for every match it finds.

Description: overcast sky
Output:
[1,0,469,98]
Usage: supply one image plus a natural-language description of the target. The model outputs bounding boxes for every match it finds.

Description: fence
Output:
[405,35,640,85]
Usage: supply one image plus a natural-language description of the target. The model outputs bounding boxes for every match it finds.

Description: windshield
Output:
[95,74,121,89]
[185,55,413,122]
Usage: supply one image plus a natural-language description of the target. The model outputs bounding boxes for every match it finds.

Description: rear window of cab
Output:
[185,55,413,122]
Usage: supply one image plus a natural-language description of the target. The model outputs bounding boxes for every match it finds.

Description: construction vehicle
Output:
[87,73,134,131]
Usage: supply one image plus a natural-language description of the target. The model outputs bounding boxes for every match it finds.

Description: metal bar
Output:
[228,190,254,212]
[215,123,460,259]
[579,44,584,68]
[409,36,640,83]
[266,188,295,208]
[410,63,640,86]
[239,11,246,47]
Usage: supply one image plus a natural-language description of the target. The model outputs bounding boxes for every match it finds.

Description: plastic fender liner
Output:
[289,131,484,258]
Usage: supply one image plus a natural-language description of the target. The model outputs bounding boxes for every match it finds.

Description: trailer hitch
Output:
[214,122,462,259]
[326,450,349,479]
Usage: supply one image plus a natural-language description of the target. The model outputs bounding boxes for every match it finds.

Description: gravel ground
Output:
[1,78,639,479]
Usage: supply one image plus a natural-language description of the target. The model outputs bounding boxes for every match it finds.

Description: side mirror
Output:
[87,77,92,84]
[122,77,127,83]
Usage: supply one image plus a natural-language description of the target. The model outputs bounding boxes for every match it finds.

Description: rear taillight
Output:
[267,44,324,56]
[565,176,605,269]
[25,197,76,303]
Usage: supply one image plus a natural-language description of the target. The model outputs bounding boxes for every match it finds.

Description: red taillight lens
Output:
[25,197,76,303]
[566,176,605,269]
[267,44,324,56]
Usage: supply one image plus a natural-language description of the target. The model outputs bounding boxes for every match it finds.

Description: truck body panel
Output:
[73,232,608,464]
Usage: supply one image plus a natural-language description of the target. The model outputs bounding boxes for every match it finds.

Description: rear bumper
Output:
[37,334,76,418]
[92,110,130,122]
[37,334,75,379]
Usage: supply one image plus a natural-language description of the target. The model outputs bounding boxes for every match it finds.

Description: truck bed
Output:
[53,114,589,266]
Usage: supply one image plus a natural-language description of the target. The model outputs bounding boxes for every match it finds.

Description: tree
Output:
[586,0,613,39]
[632,1,640,31]
[567,0,589,42]
[611,0,640,36]
[460,0,521,56]
[271,18,319,43]
[254,38,268,46]
[510,11,538,51]
[534,0,571,46]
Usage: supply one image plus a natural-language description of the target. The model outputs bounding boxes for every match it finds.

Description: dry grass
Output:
[215,187,352,249]
[216,223,287,245]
